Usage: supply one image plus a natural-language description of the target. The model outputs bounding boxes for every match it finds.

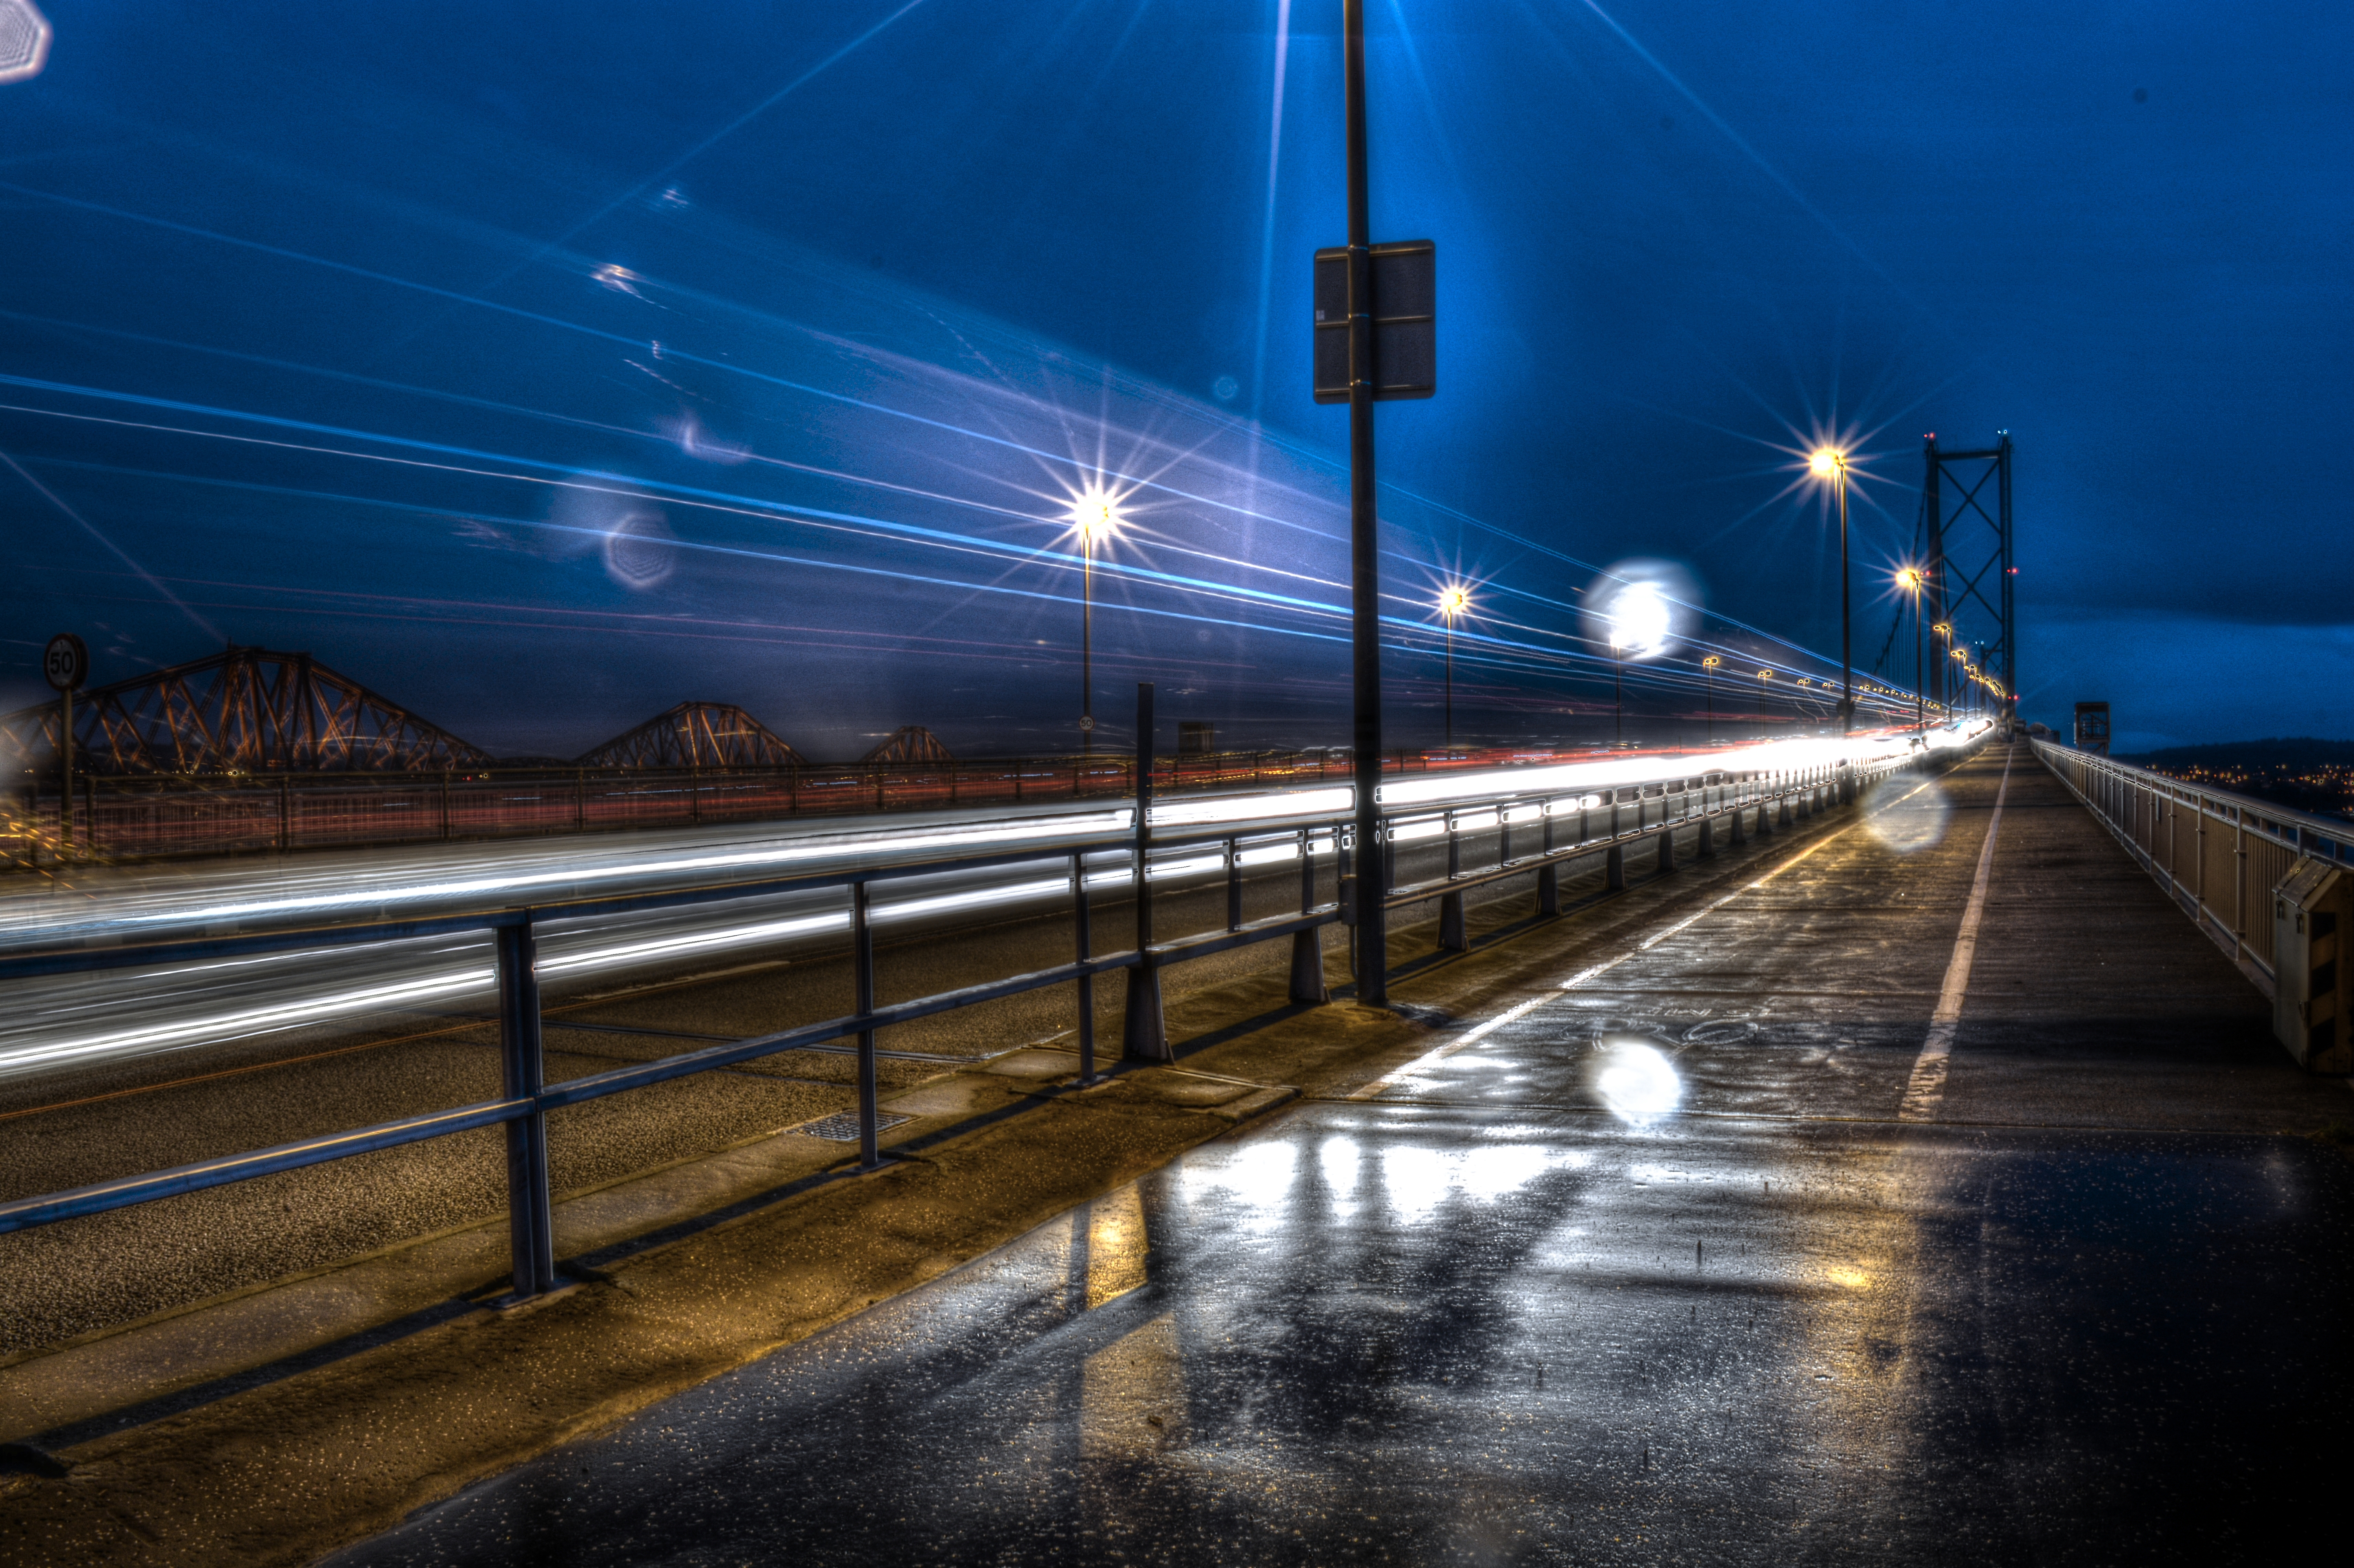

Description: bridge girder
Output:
[0,645,491,776]
[860,726,954,766]
[573,702,806,770]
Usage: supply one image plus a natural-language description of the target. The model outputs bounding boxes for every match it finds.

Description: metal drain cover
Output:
[790,1111,911,1142]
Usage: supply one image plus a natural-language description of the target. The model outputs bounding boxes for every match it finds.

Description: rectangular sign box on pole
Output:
[1313,240,1435,403]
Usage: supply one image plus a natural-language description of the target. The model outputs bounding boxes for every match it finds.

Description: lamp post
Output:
[1809,447,1852,733]
[1757,668,1774,737]
[1437,584,1470,750]
[1611,636,1626,748]
[1071,491,1118,754]
[1896,567,1924,739]
[1701,654,1720,744]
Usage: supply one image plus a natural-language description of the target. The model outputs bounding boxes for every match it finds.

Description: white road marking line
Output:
[1348,774,1940,1101]
[1897,748,2014,1122]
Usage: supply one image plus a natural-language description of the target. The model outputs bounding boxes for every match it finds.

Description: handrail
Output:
[2030,738,2353,994]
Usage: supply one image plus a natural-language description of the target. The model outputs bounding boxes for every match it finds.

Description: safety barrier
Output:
[0,726,1902,1300]
[2031,739,2354,993]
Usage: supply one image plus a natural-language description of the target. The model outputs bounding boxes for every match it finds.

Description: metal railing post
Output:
[1439,810,1468,951]
[1122,683,1170,1061]
[1070,851,1103,1083]
[1538,801,1561,916]
[1225,836,1244,933]
[2234,807,2248,966]
[853,880,881,1168]
[496,918,556,1299]
[1288,826,1328,1004]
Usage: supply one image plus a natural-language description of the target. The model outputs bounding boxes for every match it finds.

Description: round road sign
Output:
[42,632,88,693]
[1078,715,1096,732]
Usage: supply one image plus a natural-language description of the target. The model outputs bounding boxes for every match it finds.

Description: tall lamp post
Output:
[1437,584,1469,750]
[1756,668,1773,737]
[1808,447,1852,733]
[1896,567,1925,738]
[1701,655,1720,744]
[1071,491,1119,754]
[1611,636,1626,748]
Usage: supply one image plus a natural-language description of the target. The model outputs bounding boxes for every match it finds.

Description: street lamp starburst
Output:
[1065,484,1126,754]
[1436,583,1472,748]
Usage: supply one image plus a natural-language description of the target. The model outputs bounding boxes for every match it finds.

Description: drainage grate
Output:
[789,1110,911,1142]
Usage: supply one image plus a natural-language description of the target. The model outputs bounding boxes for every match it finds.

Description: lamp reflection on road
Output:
[1590,1039,1683,1124]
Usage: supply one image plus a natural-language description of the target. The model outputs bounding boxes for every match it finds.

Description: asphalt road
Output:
[329,745,2354,1566]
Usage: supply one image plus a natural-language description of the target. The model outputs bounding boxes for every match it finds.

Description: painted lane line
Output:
[1349,774,1940,1101]
[1897,747,2014,1122]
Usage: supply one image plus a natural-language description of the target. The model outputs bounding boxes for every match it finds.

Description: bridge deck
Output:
[313,741,2351,1566]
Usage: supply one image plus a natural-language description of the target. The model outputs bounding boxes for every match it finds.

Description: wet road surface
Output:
[313,747,2354,1561]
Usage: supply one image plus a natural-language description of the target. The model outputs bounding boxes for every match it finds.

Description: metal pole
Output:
[496,919,555,1298]
[57,686,72,852]
[1072,850,1102,1084]
[853,880,880,1168]
[1344,0,1387,1006]
[1998,432,2015,726]
[1443,619,1453,750]
[1924,436,1943,711]
[1839,462,1852,734]
[1081,532,1094,756]
[1613,657,1623,748]
[1122,682,1169,1059]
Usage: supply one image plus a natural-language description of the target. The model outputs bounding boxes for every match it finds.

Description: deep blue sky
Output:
[2,1,2346,759]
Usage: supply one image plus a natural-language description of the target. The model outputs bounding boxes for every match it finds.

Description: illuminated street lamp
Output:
[1070,488,1120,754]
[1896,566,1925,738]
[1757,667,1774,737]
[1437,583,1470,749]
[1701,654,1721,743]
[1808,447,1853,733]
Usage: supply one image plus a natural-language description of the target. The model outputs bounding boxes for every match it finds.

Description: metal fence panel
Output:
[2031,739,2354,988]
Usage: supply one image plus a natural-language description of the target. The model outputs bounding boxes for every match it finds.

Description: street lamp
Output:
[1437,583,1470,750]
[1596,577,1673,752]
[1701,655,1721,744]
[1070,488,1120,754]
[1610,632,1626,748]
[1757,668,1774,737]
[1808,447,1852,733]
[1896,566,1924,738]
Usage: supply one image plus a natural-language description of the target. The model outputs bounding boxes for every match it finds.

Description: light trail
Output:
[0,722,1992,1084]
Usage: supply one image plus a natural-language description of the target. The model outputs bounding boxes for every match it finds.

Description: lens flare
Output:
[1590,1038,1683,1124]
[1865,777,1951,854]
[1582,560,1699,662]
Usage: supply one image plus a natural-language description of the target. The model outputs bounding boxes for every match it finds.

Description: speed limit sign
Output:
[43,632,88,693]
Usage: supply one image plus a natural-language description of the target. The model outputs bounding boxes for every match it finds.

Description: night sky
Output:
[2,1,2346,761]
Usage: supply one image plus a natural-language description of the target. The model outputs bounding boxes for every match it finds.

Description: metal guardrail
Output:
[2031,739,2354,993]
[0,747,1899,1301]
[2,737,1819,868]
